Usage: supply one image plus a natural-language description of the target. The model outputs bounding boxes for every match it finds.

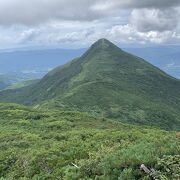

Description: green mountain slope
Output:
[0,76,12,90]
[0,39,180,129]
[0,74,39,91]
[0,81,9,90]
[0,103,179,179]
[6,79,39,90]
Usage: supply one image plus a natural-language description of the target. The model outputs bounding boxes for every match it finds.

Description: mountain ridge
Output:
[0,39,179,130]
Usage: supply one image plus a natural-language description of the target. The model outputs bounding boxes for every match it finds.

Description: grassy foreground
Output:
[0,103,179,179]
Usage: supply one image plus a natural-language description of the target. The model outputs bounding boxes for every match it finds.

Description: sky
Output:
[0,0,180,49]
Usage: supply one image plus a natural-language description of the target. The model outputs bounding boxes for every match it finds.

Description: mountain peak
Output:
[92,38,116,48]
[83,39,121,58]
[96,38,111,44]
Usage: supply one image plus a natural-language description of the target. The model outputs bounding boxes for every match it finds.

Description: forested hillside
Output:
[0,39,179,130]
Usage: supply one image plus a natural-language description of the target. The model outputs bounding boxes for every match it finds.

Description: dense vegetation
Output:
[0,39,179,130]
[0,103,179,179]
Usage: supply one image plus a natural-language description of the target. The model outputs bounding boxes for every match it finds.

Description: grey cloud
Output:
[0,0,180,26]
[92,0,180,11]
[0,0,99,25]
[122,0,180,9]
[130,8,179,32]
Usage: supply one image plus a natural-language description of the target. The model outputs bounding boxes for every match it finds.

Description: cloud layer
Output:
[0,0,180,48]
[0,0,179,25]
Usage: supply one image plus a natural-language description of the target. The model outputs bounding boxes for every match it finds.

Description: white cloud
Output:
[0,0,180,48]
[106,24,179,44]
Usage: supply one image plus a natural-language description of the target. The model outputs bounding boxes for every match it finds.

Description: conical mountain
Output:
[0,39,180,129]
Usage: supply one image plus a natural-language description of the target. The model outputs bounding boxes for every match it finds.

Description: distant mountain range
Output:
[0,48,85,74]
[0,39,179,130]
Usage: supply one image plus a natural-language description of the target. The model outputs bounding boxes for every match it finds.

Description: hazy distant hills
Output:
[0,74,27,90]
[0,73,40,90]
[0,48,85,73]
[0,39,179,130]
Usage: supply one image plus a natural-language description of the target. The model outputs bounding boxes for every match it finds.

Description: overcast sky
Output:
[0,0,180,49]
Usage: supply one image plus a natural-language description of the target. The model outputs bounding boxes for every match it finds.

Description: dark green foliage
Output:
[149,155,180,179]
[0,103,179,179]
[0,39,180,130]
